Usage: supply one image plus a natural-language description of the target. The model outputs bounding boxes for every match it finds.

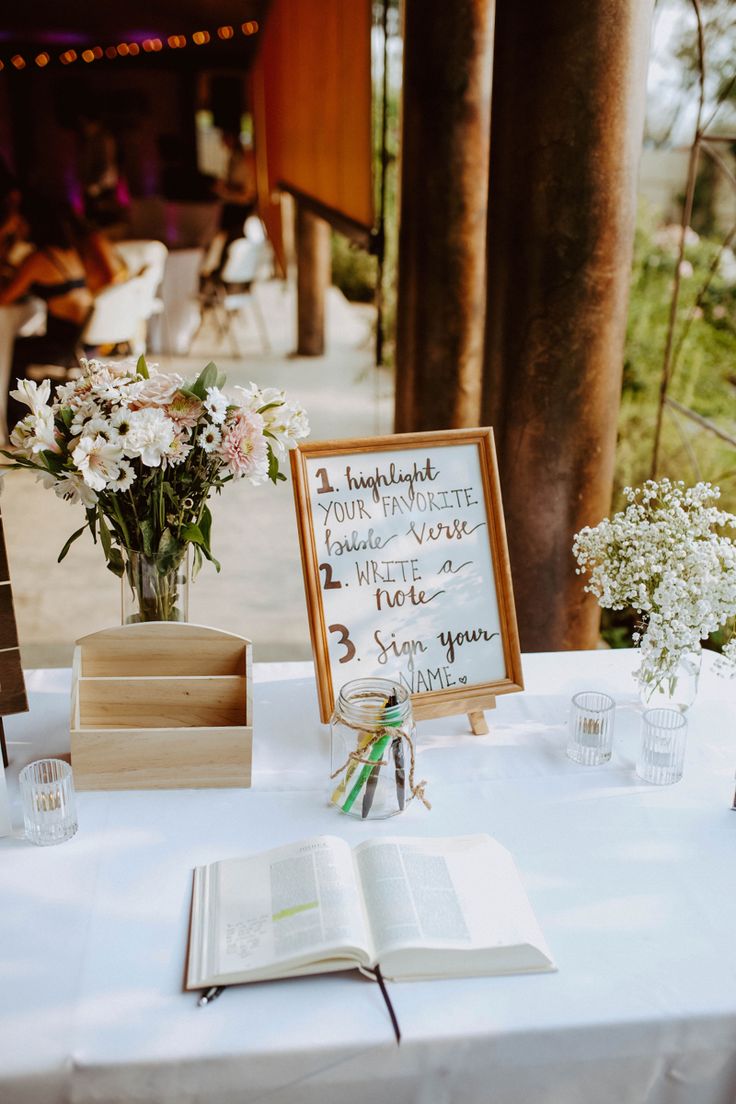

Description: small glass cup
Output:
[19,759,78,846]
[567,691,615,765]
[637,708,688,785]
[330,678,416,819]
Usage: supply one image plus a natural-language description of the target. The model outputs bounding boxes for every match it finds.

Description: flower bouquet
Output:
[4,358,309,622]
[573,479,736,707]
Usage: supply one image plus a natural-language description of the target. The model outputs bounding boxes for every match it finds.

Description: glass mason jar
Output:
[329,678,416,820]
[121,548,189,624]
[638,648,701,713]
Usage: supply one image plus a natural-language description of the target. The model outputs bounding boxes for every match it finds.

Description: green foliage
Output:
[616,206,736,514]
[331,233,378,302]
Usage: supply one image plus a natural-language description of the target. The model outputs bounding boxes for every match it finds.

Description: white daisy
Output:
[111,408,133,438]
[204,387,228,425]
[108,460,136,492]
[197,425,222,453]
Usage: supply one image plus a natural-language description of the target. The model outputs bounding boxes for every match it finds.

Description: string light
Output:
[2,20,259,72]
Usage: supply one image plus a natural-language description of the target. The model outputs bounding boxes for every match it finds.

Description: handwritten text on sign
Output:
[306,444,505,695]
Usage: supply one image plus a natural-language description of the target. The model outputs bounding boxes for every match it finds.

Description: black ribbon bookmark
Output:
[371,965,401,1045]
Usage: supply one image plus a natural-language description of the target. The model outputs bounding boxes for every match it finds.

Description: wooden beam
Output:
[296,201,331,356]
[394,0,495,431]
[482,0,653,651]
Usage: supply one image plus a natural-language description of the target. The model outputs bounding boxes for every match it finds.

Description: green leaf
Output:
[136,355,150,379]
[157,528,184,574]
[98,507,113,559]
[199,504,213,547]
[180,518,221,572]
[267,444,280,485]
[42,451,64,473]
[180,523,205,545]
[258,401,284,414]
[59,407,74,428]
[86,507,98,545]
[140,519,155,557]
[57,525,87,563]
[106,547,125,577]
[189,361,218,400]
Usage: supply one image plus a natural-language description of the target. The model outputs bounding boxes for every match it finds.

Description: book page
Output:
[191,836,372,986]
[354,835,553,972]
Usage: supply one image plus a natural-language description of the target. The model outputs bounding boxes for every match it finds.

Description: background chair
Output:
[82,273,152,355]
[196,221,271,354]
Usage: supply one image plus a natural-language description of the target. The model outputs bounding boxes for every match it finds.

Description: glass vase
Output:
[637,648,701,713]
[121,548,189,624]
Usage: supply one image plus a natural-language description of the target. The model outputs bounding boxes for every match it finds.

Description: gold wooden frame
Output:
[290,428,523,730]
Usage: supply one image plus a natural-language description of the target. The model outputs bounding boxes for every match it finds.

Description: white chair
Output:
[82,274,152,355]
[116,240,168,298]
[148,247,205,356]
[115,240,168,350]
[220,236,271,353]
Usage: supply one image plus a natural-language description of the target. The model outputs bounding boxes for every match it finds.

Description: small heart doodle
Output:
[459,675,467,684]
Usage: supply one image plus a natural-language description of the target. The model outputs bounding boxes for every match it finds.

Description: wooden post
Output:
[296,202,331,356]
[483,0,653,651]
[394,0,495,432]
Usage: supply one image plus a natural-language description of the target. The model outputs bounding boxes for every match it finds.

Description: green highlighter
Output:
[342,691,401,816]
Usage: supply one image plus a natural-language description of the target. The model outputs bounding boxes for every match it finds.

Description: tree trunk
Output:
[483,0,652,651]
[394,0,495,431]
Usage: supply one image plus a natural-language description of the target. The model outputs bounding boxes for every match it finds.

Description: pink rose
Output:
[134,372,185,407]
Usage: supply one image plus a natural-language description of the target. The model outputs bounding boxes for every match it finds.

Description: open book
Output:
[187,834,555,988]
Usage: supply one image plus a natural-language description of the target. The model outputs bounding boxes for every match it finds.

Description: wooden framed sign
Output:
[290,428,523,728]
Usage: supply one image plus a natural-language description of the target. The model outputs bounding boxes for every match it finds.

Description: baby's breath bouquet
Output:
[4,357,309,621]
[573,479,736,702]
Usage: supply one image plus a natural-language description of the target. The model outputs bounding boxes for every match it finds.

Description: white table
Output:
[0,298,46,443]
[1,650,735,1104]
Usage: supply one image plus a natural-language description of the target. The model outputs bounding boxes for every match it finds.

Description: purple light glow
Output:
[0,32,89,46]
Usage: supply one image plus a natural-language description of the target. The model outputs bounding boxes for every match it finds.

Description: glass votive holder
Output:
[637,708,688,785]
[329,678,417,819]
[19,759,78,846]
[567,691,615,765]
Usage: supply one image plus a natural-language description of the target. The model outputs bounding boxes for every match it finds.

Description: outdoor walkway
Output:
[1,281,393,666]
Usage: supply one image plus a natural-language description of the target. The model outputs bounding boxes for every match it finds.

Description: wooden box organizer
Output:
[70,623,252,790]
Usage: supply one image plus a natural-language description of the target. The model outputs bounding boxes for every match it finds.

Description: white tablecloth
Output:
[1,650,735,1104]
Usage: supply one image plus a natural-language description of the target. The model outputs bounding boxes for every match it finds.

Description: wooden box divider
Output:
[70,623,252,791]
